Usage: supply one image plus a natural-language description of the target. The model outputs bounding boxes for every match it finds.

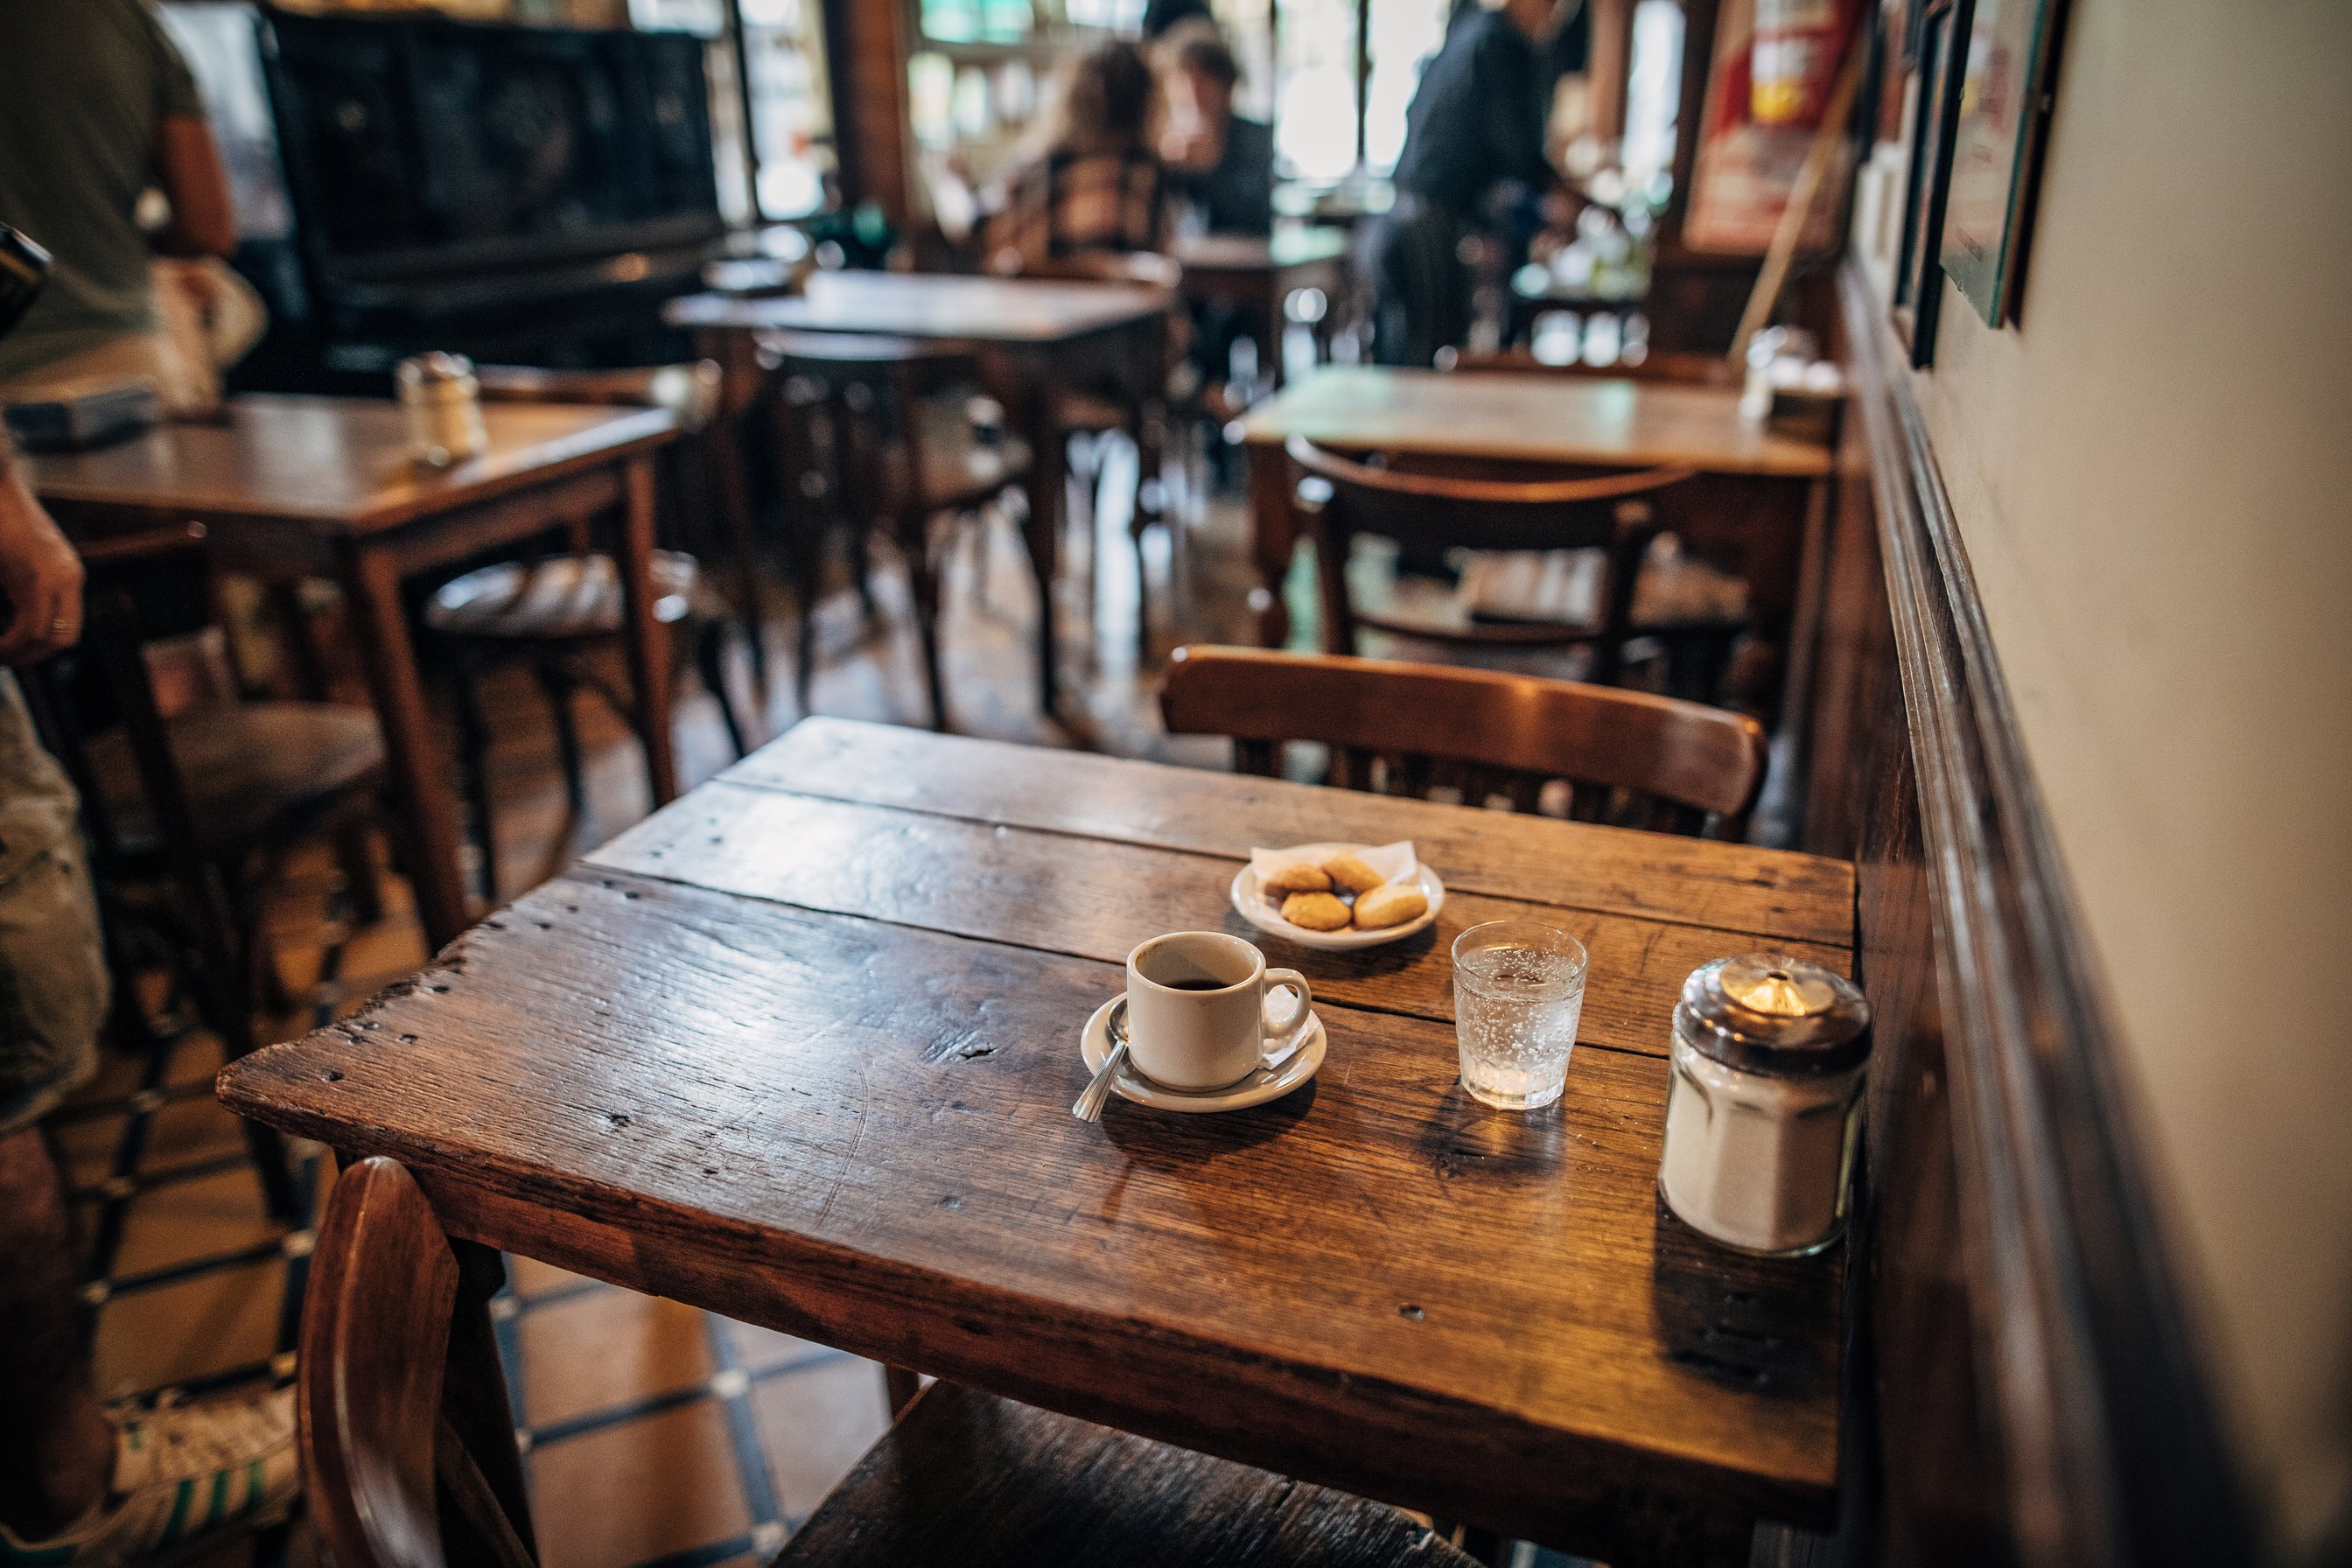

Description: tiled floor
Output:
[52,443,1600,1568]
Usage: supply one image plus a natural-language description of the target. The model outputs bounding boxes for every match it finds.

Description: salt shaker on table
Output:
[396,351,488,468]
[1657,954,1871,1256]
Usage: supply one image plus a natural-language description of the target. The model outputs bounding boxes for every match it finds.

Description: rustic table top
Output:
[23,394,677,536]
[1172,227,1351,275]
[1236,367,1834,478]
[220,718,1855,1560]
[664,270,1172,345]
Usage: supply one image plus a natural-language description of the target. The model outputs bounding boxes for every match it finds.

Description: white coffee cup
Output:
[1124,931,1312,1091]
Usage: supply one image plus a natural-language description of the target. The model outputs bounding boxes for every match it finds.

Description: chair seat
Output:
[88,702,383,857]
[776,1382,1476,1568]
[423,551,719,642]
[1356,544,1749,648]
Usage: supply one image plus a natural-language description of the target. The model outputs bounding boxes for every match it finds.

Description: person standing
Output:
[0,0,239,410]
[1371,0,1568,366]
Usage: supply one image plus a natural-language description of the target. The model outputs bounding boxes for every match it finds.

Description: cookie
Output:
[1351,884,1429,930]
[1321,851,1387,895]
[1279,892,1354,931]
[1260,861,1332,895]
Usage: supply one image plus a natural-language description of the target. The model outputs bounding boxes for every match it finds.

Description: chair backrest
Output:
[1286,435,1693,665]
[1159,645,1768,835]
[1444,347,1741,388]
[300,1157,536,1568]
[760,335,981,524]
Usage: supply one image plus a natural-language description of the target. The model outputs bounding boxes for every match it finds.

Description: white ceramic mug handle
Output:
[1260,968,1312,1042]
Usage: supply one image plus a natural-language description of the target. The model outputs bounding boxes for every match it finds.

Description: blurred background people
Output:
[0,0,256,417]
[987,39,1166,272]
[1371,0,1570,366]
[1158,20,1274,240]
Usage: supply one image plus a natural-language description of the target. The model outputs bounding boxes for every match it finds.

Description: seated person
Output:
[987,40,1166,272]
[1158,22,1273,239]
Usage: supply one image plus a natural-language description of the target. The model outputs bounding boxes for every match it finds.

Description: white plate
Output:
[1229,842,1446,951]
[1079,994,1324,1112]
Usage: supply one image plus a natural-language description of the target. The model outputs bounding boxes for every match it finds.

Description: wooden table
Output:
[666,274,1173,715]
[1235,367,1835,650]
[220,717,1854,1565]
[27,394,682,949]
[1172,228,1351,388]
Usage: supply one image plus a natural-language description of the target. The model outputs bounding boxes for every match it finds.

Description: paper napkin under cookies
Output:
[1250,841,1418,892]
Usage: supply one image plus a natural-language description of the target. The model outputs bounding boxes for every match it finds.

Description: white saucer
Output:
[1229,842,1446,951]
[1079,994,1325,1112]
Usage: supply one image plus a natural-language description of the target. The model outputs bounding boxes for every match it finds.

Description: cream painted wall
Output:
[1888,0,2352,1554]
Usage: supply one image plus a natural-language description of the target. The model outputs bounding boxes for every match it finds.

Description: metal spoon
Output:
[1071,998,1130,1123]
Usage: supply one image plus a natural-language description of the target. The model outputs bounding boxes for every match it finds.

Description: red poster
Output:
[1681,0,1861,256]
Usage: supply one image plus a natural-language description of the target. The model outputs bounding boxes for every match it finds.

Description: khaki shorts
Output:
[0,671,107,1135]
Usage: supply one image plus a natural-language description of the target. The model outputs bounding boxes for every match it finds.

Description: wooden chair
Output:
[303,1156,1477,1568]
[991,250,1179,660]
[425,364,752,899]
[1288,435,1695,688]
[1159,645,1768,836]
[31,523,387,1217]
[423,548,746,899]
[760,331,1032,731]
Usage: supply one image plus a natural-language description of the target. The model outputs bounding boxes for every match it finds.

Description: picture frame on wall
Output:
[1891,0,1970,367]
[1942,0,2069,326]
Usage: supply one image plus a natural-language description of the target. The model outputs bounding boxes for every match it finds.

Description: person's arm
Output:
[152,115,236,259]
[0,445,84,664]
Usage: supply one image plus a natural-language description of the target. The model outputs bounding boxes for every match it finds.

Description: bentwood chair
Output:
[1286,436,1695,689]
[31,523,388,1219]
[760,331,1032,730]
[992,249,1180,660]
[424,365,752,899]
[1159,646,1768,837]
[302,1156,1478,1568]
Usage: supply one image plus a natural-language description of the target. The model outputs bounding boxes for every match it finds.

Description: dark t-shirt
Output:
[1390,6,1554,211]
[0,0,204,379]
[1171,116,1275,237]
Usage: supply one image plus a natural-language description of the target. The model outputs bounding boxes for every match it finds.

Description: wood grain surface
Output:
[24,396,677,535]
[220,720,1853,1564]
[719,719,1852,946]
[664,272,1171,344]
[1236,368,1833,478]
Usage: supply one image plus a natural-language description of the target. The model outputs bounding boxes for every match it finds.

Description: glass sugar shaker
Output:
[396,351,487,468]
[1657,954,1872,1256]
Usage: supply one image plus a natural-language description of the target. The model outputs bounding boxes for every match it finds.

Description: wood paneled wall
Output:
[1796,262,2258,1564]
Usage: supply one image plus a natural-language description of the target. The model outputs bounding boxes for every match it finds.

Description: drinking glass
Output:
[1452,920,1589,1110]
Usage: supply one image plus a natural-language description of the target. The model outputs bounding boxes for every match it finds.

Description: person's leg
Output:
[0,1127,112,1539]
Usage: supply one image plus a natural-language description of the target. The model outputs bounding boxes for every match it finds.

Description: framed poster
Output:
[1941,0,2067,325]
[1681,0,1866,256]
[1890,0,1967,366]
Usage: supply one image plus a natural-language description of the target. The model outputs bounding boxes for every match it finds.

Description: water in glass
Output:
[1452,921,1589,1110]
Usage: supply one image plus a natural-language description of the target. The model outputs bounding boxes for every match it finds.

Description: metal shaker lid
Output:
[1674,954,1871,1076]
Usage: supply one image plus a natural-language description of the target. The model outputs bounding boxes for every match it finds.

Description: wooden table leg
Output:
[1245,438,1296,648]
[614,454,680,807]
[1004,360,1063,716]
[443,1239,538,1568]
[340,544,472,949]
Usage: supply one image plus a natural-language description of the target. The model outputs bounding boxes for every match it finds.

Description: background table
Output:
[1172,228,1351,388]
[28,394,681,948]
[1236,367,1835,651]
[222,717,1854,1565]
[667,274,1172,715]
